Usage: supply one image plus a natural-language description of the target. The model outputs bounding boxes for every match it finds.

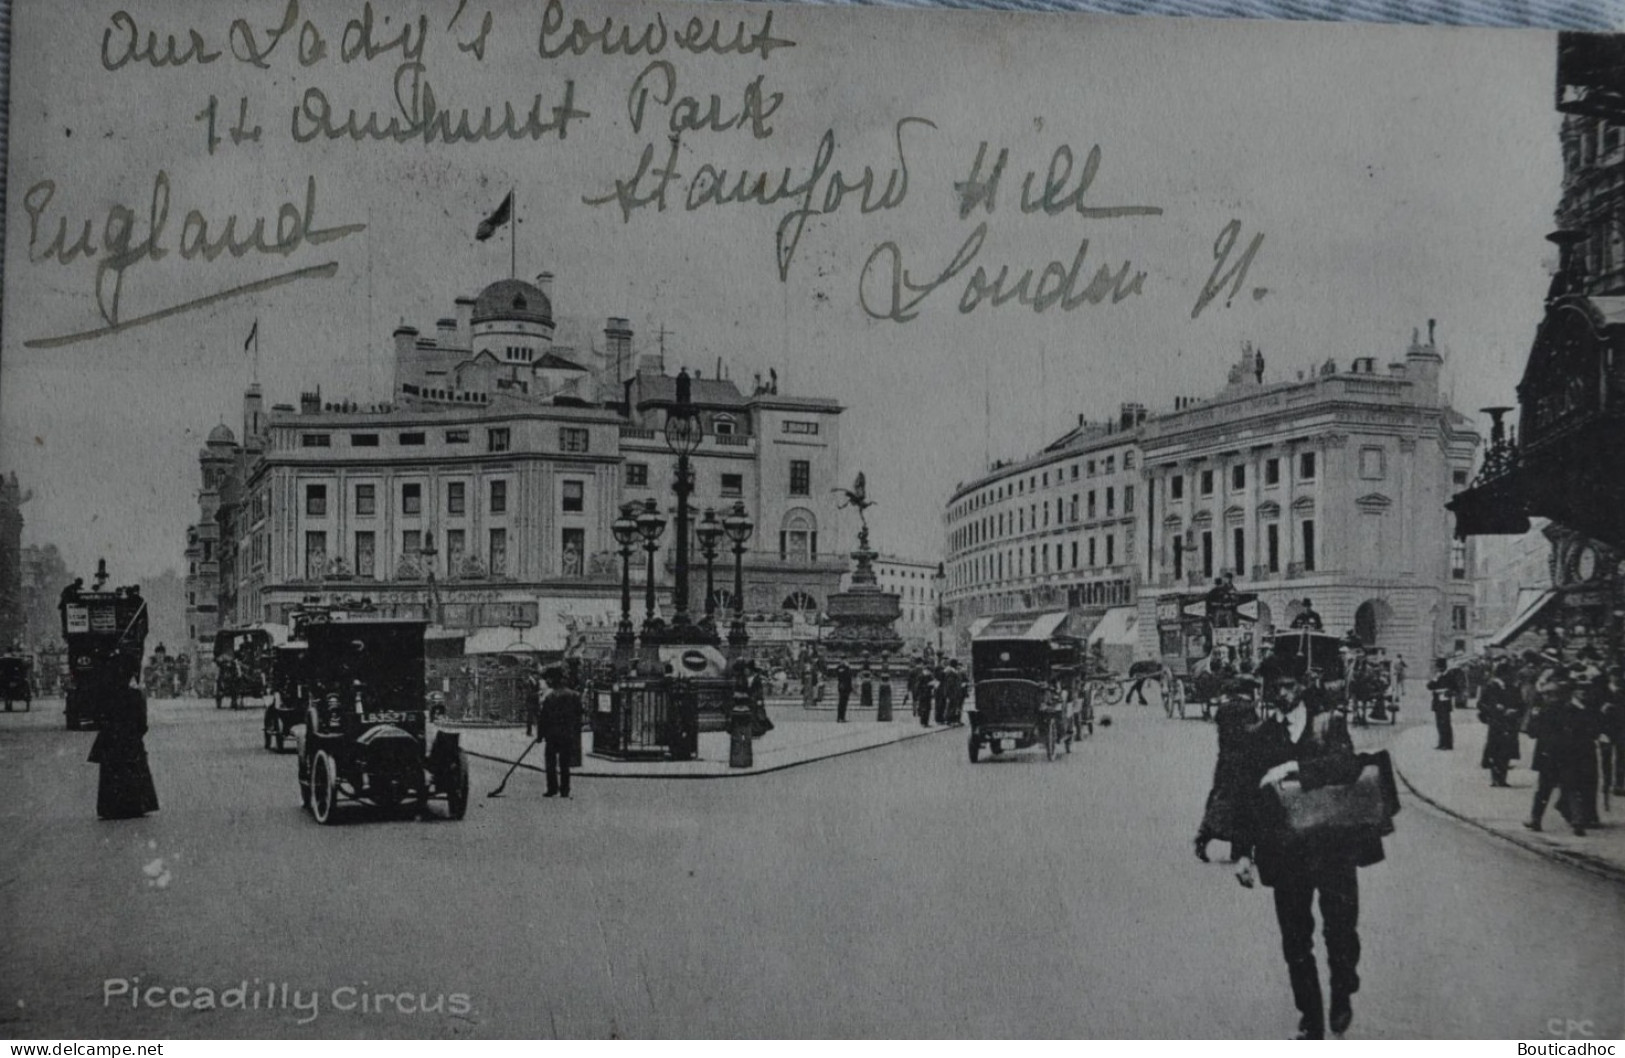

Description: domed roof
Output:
[206,423,237,446]
[472,279,552,326]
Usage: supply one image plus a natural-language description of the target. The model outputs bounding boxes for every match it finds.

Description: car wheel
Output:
[968,735,981,763]
[446,751,470,820]
[311,750,338,825]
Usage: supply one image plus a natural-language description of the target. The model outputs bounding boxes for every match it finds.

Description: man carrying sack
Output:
[1232,672,1396,1040]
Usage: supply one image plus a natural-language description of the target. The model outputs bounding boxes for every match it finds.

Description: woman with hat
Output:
[88,656,159,820]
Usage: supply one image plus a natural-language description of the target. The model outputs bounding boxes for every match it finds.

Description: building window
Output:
[305,531,327,580]
[355,531,376,578]
[790,460,810,496]
[1071,541,1079,568]
[1087,491,1097,519]
[1172,537,1184,579]
[1451,540,1467,580]
[351,433,379,447]
[714,416,736,437]
[1452,604,1469,632]
[559,427,588,453]
[402,530,421,557]
[1202,531,1214,579]
[355,484,376,517]
[562,480,585,513]
[783,421,819,435]
[779,510,817,562]
[1089,537,1097,568]
[1106,534,1116,566]
[1360,447,1385,479]
[626,463,649,487]
[399,431,426,446]
[489,528,508,576]
[305,484,327,517]
[445,429,470,444]
[721,473,744,497]
[489,480,507,514]
[1106,487,1115,516]
[402,483,422,516]
[1265,458,1280,486]
[1301,519,1317,572]
[561,528,585,577]
[1453,469,1469,486]
[1231,465,1246,490]
[1299,451,1317,481]
[1124,485,1135,512]
[1233,527,1245,574]
[1171,475,1184,500]
[1071,465,1079,480]
[1105,456,1116,475]
[446,529,465,574]
[1267,523,1280,573]
[1200,470,1214,496]
[301,433,331,448]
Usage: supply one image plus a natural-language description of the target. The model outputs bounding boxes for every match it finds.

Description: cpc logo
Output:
[1547,1018,1597,1039]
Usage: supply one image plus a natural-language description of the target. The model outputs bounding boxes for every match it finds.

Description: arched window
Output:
[783,591,819,612]
[779,509,818,562]
[713,415,736,437]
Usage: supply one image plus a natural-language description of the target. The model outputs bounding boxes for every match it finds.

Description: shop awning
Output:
[973,610,1073,641]
[1488,589,1559,648]
[1088,607,1139,647]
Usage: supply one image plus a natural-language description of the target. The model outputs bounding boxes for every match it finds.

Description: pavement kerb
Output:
[461,722,955,780]
[1393,760,1625,888]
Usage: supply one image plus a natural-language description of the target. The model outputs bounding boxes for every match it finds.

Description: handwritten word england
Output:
[21,173,365,348]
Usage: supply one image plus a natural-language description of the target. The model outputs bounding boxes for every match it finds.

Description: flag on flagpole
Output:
[476,192,513,241]
[244,319,258,352]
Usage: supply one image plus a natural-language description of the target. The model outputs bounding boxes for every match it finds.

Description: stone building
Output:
[942,407,1145,654]
[1139,333,1480,664]
[1449,34,1625,665]
[846,555,942,651]
[198,275,847,648]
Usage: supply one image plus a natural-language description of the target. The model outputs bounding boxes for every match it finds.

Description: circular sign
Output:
[680,650,709,673]
[1576,545,1598,584]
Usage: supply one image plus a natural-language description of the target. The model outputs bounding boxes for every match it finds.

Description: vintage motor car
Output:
[967,611,1084,763]
[1,655,32,712]
[1265,628,1350,710]
[294,618,469,824]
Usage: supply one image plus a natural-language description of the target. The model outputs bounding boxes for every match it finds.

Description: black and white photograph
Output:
[2,0,1624,1040]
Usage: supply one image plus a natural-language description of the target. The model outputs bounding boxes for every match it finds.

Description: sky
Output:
[0,0,1564,582]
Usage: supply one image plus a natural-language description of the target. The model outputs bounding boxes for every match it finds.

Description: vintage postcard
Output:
[2,0,1623,1041]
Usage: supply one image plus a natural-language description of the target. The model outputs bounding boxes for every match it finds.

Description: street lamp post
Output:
[933,562,947,657]
[697,507,724,638]
[422,531,441,626]
[636,499,667,637]
[657,368,704,641]
[723,501,755,654]
[612,503,642,669]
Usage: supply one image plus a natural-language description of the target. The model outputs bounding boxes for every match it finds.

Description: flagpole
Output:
[510,186,517,280]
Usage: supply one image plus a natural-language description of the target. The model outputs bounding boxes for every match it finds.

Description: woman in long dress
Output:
[88,658,159,820]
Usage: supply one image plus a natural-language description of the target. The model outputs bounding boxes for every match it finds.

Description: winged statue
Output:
[833,472,877,550]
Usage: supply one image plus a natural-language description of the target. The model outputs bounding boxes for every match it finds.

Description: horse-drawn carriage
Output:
[967,611,1090,762]
[1343,647,1399,725]
[294,618,469,824]
[1154,587,1262,720]
[213,626,281,708]
[1,655,32,712]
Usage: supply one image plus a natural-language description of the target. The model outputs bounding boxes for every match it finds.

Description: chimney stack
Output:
[537,272,555,301]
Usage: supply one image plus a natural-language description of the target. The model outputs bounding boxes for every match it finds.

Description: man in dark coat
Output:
[1195,676,1262,862]
[537,667,582,798]
[88,658,159,820]
[1524,677,1592,835]
[933,664,951,725]
[1478,663,1522,786]
[946,660,968,726]
[835,662,853,723]
[1427,659,1457,750]
[1233,673,1384,1040]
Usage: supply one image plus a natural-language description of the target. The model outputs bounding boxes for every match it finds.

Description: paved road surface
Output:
[2,697,1620,1038]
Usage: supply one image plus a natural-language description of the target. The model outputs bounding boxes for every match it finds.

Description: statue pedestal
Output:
[821,548,904,664]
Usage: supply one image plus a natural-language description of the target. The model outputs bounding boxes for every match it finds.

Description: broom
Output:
[487,736,541,798]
